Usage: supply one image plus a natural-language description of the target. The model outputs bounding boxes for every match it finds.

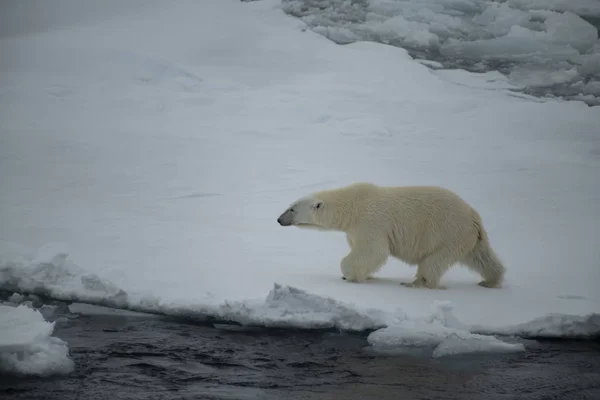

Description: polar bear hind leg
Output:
[400,246,461,289]
[461,239,506,288]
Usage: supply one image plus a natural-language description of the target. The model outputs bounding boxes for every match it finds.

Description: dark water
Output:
[2,306,600,400]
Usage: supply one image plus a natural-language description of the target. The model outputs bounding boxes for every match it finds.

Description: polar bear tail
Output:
[461,211,506,288]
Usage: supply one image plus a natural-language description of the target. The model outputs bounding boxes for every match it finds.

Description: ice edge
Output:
[1,253,599,340]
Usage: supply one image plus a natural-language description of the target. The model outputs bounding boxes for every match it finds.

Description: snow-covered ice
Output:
[369,323,525,358]
[367,300,526,357]
[282,0,600,105]
[1,0,599,366]
[0,303,74,376]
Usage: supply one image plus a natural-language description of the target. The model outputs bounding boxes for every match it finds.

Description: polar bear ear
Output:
[313,200,323,210]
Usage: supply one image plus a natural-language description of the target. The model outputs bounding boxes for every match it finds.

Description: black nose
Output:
[277,217,283,225]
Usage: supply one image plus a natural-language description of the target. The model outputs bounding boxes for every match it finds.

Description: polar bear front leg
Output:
[340,236,389,283]
[342,233,375,281]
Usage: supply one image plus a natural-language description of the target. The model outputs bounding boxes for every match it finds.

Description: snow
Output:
[507,0,600,17]
[282,0,600,105]
[369,324,525,358]
[367,300,525,357]
[1,0,600,369]
[0,304,74,376]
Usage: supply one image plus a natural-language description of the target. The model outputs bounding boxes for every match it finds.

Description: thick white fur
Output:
[278,182,506,289]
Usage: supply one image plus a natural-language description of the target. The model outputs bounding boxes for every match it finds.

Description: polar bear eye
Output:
[290,208,295,212]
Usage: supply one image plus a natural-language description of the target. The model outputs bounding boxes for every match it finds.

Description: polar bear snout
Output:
[277,211,293,226]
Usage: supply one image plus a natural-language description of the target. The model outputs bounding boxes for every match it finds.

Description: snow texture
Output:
[0,303,74,376]
[282,0,600,105]
[368,324,525,358]
[0,0,599,367]
[367,300,525,357]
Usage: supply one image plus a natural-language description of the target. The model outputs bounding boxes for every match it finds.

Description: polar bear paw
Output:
[342,275,373,282]
[401,278,446,290]
[478,280,501,288]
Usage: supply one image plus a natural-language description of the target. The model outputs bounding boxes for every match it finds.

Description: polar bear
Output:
[277,182,505,289]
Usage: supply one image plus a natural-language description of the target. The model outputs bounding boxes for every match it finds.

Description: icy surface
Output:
[0,304,74,376]
[368,322,525,358]
[1,252,598,344]
[282,0,600,105]
[474,313,600,339]
[0,0,599,359]
[0,243,129,308]
[368,300,525,357]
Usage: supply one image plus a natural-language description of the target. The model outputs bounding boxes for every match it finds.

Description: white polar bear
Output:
[277,182,506,289]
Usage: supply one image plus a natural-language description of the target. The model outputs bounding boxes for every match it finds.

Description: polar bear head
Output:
[277,196,324,228]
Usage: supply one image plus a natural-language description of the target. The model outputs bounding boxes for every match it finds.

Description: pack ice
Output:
[282,0,600,105]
